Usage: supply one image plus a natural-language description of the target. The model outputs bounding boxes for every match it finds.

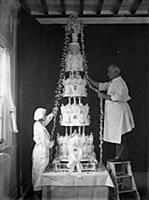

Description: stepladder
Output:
[107,161,140,200]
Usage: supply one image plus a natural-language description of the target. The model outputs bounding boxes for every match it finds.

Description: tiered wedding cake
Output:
[53,20,97,172]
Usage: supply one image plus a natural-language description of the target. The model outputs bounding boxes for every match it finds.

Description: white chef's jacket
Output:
[99,76,135,144]
[32,113,54,191]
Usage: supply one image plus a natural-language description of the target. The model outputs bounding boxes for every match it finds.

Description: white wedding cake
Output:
[53,18,97,172]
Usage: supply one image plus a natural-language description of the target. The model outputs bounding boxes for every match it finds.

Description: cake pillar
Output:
[82,126,85,136]
[78,126,81,135]
[65,126,68,136]
[70,126,72,135]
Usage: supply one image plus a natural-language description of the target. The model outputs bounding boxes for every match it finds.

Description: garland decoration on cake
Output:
[99,99,104,164]
[51,27,70,139]
[85,74,104,164]
[80,21,104,164]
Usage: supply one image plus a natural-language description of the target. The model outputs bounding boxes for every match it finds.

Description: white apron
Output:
[99,76,135,144]
[32,121,53,191]
[32,145,49,191]
[103,100,135,144]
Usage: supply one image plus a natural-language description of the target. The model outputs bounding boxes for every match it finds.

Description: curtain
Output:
[0,46,18,142]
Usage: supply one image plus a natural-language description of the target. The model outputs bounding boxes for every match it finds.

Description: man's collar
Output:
[112,76,121,82]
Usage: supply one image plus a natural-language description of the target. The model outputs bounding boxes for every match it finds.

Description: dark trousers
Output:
[116,134,128,159]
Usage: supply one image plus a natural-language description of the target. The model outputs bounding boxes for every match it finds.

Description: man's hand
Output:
[87,76,99,88]
[98,91,112,100]
[52,107,58,115]
[98,91,106,99]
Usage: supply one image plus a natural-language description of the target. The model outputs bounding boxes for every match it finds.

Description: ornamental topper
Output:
[65,15,83,43]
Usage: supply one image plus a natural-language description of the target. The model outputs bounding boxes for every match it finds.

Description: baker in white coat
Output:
[32,107,57,192]
[88,65,135,162]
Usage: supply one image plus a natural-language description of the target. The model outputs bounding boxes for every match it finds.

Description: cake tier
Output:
[63,75,87,97]
[60,101,90,126]
[55,132,96,162]
[53,160,97,172]
[65,42,84,72]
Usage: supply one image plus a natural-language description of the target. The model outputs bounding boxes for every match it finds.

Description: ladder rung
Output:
[119,189,136,194]
[116,174,132,178]
[116,172,128,176]
[108,161,130,164]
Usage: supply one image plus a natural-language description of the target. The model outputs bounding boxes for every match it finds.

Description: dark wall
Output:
[17,11,149,191]
[17,11,43,190]
[84,25,148,170]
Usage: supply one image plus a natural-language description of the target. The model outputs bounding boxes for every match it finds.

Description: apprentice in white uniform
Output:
[32,107,57,191]
[88,65,135,161]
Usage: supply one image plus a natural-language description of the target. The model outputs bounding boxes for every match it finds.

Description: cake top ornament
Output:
[65,14,83,41]
[65,15,84,72]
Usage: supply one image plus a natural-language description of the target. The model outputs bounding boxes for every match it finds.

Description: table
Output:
[41,165,114,200]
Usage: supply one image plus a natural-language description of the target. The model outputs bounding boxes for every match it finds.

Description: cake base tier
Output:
[53,160,97,172]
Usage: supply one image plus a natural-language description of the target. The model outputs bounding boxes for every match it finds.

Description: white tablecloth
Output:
[42,185,109,200]
[41,165,114,200]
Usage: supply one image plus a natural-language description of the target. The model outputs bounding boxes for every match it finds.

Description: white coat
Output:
[99,76,135,144]
[32,113,54,191]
